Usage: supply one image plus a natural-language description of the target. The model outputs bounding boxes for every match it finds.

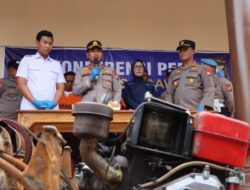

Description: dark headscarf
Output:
[131,59,145,80]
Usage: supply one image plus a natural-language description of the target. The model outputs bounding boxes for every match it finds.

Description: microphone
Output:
[94,58,99,80]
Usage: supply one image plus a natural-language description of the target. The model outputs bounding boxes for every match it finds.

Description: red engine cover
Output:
[192,111,250,167]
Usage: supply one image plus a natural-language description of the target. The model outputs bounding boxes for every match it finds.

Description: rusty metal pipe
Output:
[0,157,35,190]
[73,102,123,183]
[61,146,73,178]
[60,171,79,190]
[79,136,123,183]
[0,150,27,171]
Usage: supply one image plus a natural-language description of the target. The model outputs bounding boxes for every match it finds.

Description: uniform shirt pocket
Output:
[48,67,60,81]
[186,72,198,86]
[102,74,112,90]
[29,65,40,74]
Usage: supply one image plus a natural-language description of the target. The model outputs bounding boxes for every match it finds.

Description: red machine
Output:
[193,111,250,168]
[72,98,250,190]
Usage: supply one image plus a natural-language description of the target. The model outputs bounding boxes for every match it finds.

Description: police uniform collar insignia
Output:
[189,63,197,71]
[191,63,196,67]
[176,66,183,73]
[176,69,181,74]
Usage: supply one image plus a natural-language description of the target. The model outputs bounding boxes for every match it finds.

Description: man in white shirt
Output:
[16,30,65,110]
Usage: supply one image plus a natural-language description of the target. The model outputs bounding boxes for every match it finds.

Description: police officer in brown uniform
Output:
[215,67,235,117]
[200,59,235,117]
[73,40,121,103]
[0,60,22,120]
[165,40,214,111]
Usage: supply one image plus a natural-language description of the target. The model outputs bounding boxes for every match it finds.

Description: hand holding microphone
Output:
[90,58,100,80]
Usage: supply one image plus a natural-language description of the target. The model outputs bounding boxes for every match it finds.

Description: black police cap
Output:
[176,40,196,51]
[86,40,102,51]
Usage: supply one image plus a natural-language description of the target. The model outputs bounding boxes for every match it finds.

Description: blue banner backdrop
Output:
[4,47,230,96]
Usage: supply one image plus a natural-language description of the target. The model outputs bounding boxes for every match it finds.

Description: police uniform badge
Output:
[225,83,232,92]
[7,87,15,94]
[188,78,195,84]
[4,83,18,100]
[203,66,211,76]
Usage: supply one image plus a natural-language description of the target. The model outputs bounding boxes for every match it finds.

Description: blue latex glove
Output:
[196,105,205,111]
[45,100,57,110]
[90,67,100,80]
[32,99,48,110]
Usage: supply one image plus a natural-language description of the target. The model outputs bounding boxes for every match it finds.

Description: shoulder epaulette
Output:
[81,67,91,77]
[103,66,112,72]
[191,63,197,67]
[175,66,183,74]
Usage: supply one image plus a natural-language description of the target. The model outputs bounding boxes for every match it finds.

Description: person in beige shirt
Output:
[200,59,235,117]
[215,69,235,117]
[165,40,214,111]
[73,40,121,104]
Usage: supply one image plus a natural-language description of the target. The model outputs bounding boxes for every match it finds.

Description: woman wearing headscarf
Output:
[122,59,155,109]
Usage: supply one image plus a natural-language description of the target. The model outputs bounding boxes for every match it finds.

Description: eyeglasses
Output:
[134,65,144,69]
